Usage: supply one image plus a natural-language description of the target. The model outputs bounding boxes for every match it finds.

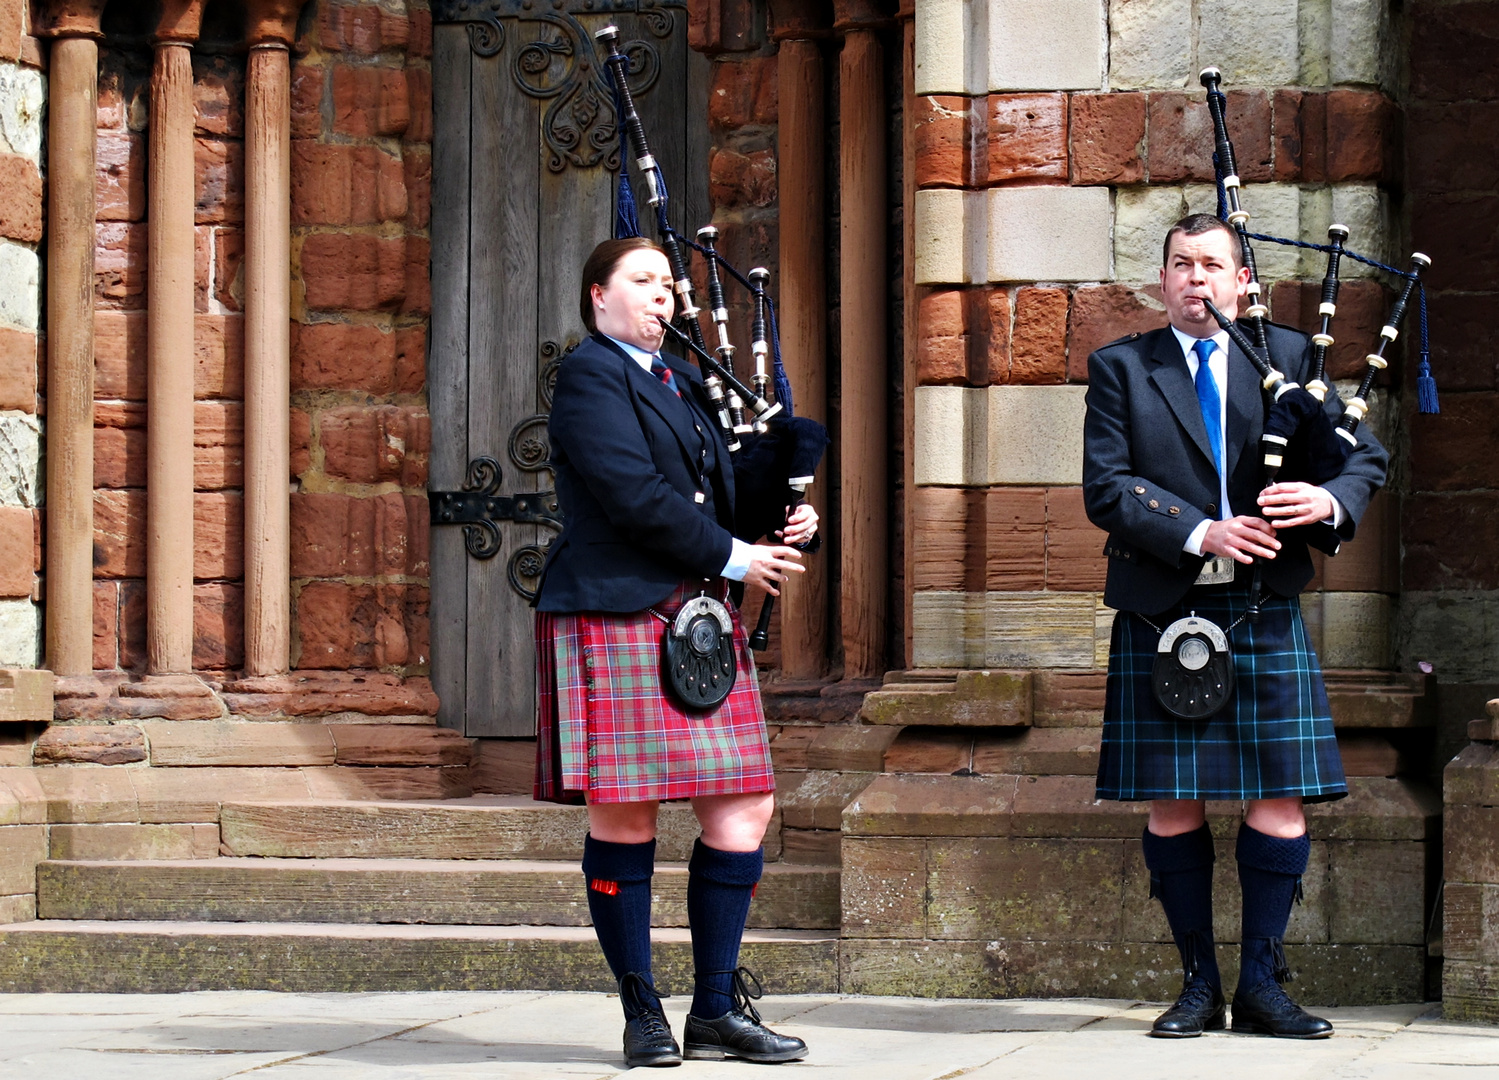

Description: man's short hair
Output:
[1162,214,1244,269]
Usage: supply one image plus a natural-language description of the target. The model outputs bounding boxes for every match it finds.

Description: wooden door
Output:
[430,0,706,736]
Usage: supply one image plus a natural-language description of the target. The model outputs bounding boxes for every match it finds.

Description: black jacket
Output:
[1082,322,1388,614]
[535,334,738,613]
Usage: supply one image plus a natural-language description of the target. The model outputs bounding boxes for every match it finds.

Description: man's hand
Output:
[1202,515,1281,563]
[1258,481,1334,529]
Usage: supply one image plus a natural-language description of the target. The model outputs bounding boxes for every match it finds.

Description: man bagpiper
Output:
[1083,214,1388,1038]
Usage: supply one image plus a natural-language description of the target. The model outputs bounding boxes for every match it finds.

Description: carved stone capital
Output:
[155,0,208,44]
[35,0,109,40]
[245,0,305,46]
[768,0,832,41]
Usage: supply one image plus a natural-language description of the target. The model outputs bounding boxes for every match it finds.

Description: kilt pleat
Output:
[534,582,775,805]
[1096,582,1347,804]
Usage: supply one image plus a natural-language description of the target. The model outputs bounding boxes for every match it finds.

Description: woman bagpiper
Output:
[533,237,817,1068]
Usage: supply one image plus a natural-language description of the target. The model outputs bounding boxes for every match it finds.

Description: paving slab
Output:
[0,992,1493,1080]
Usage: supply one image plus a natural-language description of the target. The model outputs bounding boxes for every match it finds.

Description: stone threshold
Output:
[53,670,440,722]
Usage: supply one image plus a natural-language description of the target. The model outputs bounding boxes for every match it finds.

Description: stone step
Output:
[0,921,838,994]
[219,796,718,861]
[35,858,839,929]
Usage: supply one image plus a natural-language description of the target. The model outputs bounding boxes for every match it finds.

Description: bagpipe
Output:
[596,25,828,651]
[1196,66,1436,619]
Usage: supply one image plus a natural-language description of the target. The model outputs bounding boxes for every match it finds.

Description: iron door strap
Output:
[429,455,563,561]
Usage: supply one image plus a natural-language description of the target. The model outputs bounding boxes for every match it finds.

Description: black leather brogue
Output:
[1231,979,1334,1039]
[1150,976,1227,1038]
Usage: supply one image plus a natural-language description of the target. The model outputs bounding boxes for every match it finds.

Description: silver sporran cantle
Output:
[661,594,738,712]
[1152,613,1235,721]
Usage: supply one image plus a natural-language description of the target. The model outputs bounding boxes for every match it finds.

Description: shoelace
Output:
[619,971,672,1020]
[696,966,765,1025]
[1175,978,1217,1012]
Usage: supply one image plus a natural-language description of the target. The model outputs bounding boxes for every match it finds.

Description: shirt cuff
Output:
[1319,489,1346,528]
[1184,519,1212,557]
[720,537,754,582]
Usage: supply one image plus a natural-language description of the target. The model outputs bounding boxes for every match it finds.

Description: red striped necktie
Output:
[650,355,681,397]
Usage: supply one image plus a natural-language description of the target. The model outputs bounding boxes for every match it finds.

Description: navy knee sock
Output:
[1141,823,1221,989]
[686,839,763,1019]
[1235,822,1309,993]
[582,835,658,1015]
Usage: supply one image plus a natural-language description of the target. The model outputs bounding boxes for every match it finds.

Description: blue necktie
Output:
[650,355,681,397]
[1194,339,1223,478]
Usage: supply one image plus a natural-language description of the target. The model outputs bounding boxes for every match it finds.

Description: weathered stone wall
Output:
[1444,704,1499,1021]
[0,1,42,670]
[910,0,1401,671]
[88,0,433,676]
[1401,1,1499,768]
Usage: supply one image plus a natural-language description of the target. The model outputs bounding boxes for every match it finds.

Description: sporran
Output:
[657,593,738,711]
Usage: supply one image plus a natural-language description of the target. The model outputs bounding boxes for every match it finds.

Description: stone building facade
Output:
[0,0,1496,1014]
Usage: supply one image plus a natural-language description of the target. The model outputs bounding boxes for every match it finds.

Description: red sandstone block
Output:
[985,488,1046,592]
[981,289,1012,385]
[1045,487,1105,590]
[409,7,432,59]
[917,289,968,384]
[1326,89,1393,182]
[406,67,432,144]
[1411,392,1499,493]
[93,426,145,489]
[94,582,119,670]
[292,141,406,226]
[300,232,407,311]
[291,321,398,393]
[914,95,972,188]
[291,62,325,139]
[214,226,245,312]
[709,147,777,209]
[1227,90,1272,181]
[290,492,377,578]
[319,405,425,485]
[95,133,145,223]
[404,147,431,230]
[196,314,245,399]
[94,311,147,400]
[291,407,313,478]
[321,1,410,55]
[1066,284,1167,381]
[406,495,430,576]
[372,492,410,577]
[0,3,21,62]
[403,235,430,316]
[195,137,245,224]
[194,582,245,670]
[0,326,37,411]
[1408,101,1499,195]
[332,64,410,138]
[405,585,430,668]
[194,55,244,137]
[0,506,32,597]
[1267,278,1387,381]
[402,408,430,488]
[296,581,410,669]
[1411,2,1499,103]
[195,224,211,312]
[193,492,244,581]
[1414,192,1499,294]
[395,324,425,394]
[709,56,777,130]
[194,401,245,490]
[1070,93,1144,185]
[94,490,146,579]
[119,580,146,671]
[1274,89,1327,182]
[1009,287,1068,384]
[96,222,148,308]
[910,487,975,592]
[1148,90,1270,183]
[96,401,145,430]
[988,93,1066,183]
[1402,492,1499,591]
[0,153,39,242]
[1421,292,1499,392]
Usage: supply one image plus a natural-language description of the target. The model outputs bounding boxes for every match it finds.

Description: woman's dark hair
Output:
[579,237,668,332]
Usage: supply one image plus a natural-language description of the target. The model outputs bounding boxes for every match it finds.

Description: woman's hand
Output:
[743,545,806,596]
[776,503,819,548]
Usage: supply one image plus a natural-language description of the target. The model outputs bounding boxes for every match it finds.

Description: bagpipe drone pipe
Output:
[1197,66,1437,617]
[596,25,829,651]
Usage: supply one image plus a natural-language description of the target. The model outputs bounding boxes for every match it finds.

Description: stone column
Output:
[898,0,915,667]
[242,2,300,676]
[146,2,207,675]
[770,5,830,680]
[38,2,108,676]
[835,1,887,680]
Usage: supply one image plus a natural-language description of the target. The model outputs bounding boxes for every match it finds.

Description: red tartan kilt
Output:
[534,581,776,805]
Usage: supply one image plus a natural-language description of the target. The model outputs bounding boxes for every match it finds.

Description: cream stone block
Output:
[1298,0,1332,86]
[0,823,46,895]
[1396,593,1499,685]
[986,0,1104,90]
[1114,186,1191,282]
[0,241,39,332]
[986,592,1099,667]
[985,385,1088,485]
[985,186,1112,283]
[915,0,982,95]
[1330,184,1390,278]
[1108,0,1192,90]
[1331,0,1388,87]
[915,188,984,284]
[1328,377,1393,446]
[1317,592,1392,669]
[0,63,44,161]
[1299,591,1325,658]
[914,386,982,486]
[0,411,41,507]
[0,600,39,668]
[1198,0,1300,86]
[913,591,985,668]
[0,893,33,922]
[1096,603,1116,668]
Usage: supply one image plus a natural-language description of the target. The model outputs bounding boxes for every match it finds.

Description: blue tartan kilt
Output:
[1096,580,1347,804]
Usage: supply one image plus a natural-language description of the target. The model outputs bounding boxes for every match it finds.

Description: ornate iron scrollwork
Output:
[433,0,681,173]
[429,456,563,571]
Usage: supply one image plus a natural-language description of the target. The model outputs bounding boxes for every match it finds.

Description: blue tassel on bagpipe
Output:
[605,67,642,240]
